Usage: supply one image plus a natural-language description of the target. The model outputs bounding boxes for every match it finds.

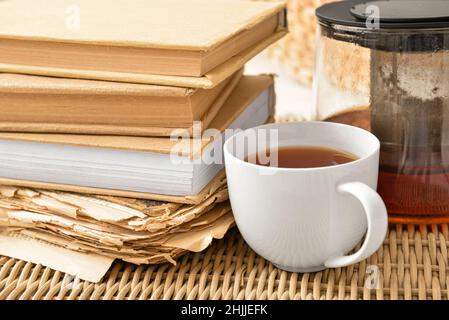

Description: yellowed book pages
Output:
[0,198,234,282]
[0,0,287,86]
[0,203,234,266]
[0,70,243,136]
[0,76,274,203]
[0,75,274,157]
[0,184,229,231]
[0,231,114,283]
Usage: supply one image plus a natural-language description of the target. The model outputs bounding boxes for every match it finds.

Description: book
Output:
[0,75,275,201]
[0,0,287,88]
[0,70,243,136]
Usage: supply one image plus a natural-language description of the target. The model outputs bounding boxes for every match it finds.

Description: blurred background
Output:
[245,0,334,121]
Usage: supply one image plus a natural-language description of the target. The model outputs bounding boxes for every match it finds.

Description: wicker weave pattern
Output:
[1,224,448,300]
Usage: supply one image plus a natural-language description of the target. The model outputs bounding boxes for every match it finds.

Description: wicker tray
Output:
[1,224,448,300]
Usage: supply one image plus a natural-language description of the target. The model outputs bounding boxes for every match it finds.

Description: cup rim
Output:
[223,121,380,172]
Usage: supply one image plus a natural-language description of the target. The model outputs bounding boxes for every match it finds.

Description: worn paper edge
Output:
[162,213,234,252]
[0,231,114,283]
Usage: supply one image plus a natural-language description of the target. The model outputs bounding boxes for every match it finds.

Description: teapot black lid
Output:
[316,0,449,29]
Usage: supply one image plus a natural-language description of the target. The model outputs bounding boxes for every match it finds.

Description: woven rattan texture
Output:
[1,224,449,300]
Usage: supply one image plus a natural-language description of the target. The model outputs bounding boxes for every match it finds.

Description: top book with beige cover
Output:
[0,0,286,88]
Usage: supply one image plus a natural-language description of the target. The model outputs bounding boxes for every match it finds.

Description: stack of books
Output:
[0,0,286,278]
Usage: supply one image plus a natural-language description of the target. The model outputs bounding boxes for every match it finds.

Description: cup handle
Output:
[324,182,388,268]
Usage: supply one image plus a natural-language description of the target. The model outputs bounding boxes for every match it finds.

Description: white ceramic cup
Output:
[223,122,388,272]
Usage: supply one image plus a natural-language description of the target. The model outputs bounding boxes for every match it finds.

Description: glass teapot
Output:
[314,0,449,223]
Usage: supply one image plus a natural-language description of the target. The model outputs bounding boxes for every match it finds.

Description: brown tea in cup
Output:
[245,146,358,168]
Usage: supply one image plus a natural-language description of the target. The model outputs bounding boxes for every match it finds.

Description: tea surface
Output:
[246,146,358,168]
